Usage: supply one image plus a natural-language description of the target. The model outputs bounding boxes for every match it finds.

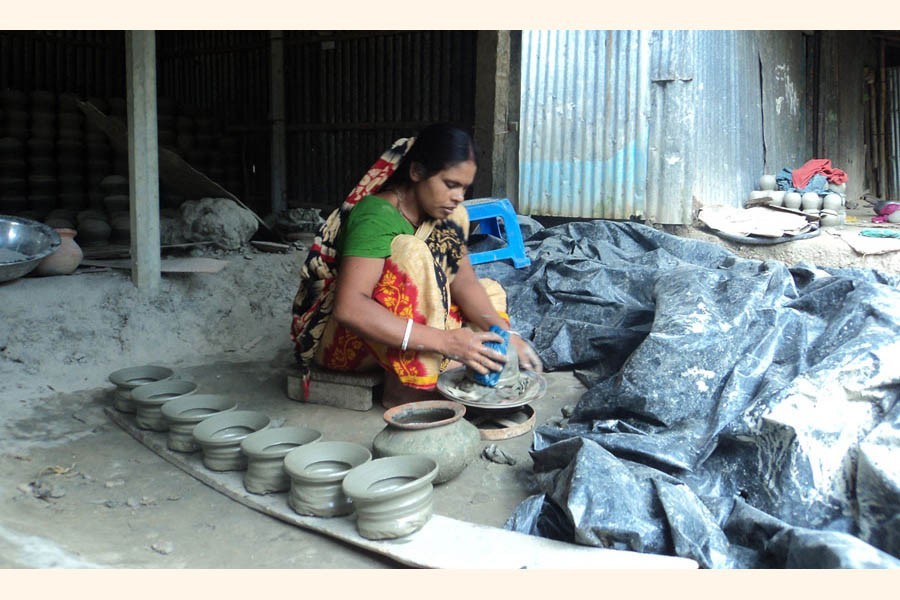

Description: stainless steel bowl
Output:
[0,215,61,283]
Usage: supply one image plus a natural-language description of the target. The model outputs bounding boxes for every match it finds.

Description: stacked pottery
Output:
[801,192,822,216]
[342,455,439,540]
[0,136,27,214]
[157,96,178,150]
[240,426,322,494]
[192,410,271,471]
[84,96,111,212]
[100,175,130,244]
[56,93,85,213]
[131,379,198,431]
[108,365,175,413]
[283,441,372,517]
[372,400,481,484]
[160,394,237,452]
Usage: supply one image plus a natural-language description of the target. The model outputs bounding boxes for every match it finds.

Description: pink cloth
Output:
[791,159,848,189]
[872,202,900,223]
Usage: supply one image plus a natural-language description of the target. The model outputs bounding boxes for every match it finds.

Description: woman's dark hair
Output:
[382,123,478,188]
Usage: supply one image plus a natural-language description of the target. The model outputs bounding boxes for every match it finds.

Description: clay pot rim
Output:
[132,379,198,406]
[160,394,237,423]
[283,441,372,482]
[382,400,466,430]
[108,365,174,390]
[240,425,323,458]
[342,455,438,502]
[192,410,271,446]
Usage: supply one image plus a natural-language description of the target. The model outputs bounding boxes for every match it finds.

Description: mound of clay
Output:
[180,197,258,250]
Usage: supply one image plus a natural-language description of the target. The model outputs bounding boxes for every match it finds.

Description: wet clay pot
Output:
[108,365,175,413]
[131,379,198,432]
[192,410,271,472]
[283,441,372,517]
[160,394,237,452]
[342,455,439,540]
[240,426,322,494]
[372,400,481,484]
[34,228,82,276]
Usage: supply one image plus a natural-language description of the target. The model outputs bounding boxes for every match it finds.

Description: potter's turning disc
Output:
[436,367,546,410]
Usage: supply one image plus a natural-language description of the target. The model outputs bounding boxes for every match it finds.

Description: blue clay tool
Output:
[470,326,509,387]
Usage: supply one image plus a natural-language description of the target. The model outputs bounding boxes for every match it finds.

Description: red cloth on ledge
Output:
[791,158,848,189]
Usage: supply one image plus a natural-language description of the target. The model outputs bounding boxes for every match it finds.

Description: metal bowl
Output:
[0,215,61,283]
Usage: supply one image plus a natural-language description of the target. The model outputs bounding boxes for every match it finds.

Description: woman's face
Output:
[412,159,477,220]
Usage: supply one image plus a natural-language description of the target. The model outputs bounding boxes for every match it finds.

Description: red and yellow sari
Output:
[290,138,507,399]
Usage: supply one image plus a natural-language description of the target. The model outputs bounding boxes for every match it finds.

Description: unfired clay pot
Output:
[108,365,175,413]
[131,379,198,431]
[783,192,802,210]
[758,174,777,191]
[283,441,372,517]
[767,191,785,207]
[372,400,480,484]
[34,228,82,276]
[801,192,822,211]
[160,394,237,452]
[342,455,439,540]
[192,410,271,471]
[240,426,322,494]
[822,193,843,211]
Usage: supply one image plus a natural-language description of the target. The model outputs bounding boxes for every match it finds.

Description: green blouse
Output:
[337,195,415,258]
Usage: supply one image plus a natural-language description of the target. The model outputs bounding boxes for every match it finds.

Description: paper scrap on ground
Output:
[698,205,813,238]
[826,228,900,255]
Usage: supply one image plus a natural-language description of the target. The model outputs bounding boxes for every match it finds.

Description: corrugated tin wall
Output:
[519,30,811,224]
[284,31,477,208]
[0,30,125,97]
[519,30,652,219]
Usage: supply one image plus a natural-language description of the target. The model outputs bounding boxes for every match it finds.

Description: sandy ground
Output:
[2,217,900,569]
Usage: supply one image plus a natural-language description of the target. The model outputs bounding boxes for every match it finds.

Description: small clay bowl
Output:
[283,441,372,517]
[342,455,439,540]
[108,365,175,413]
[240,426,323,495]
[192,410,271,472]
[131,379,198,432]
[160,394,237,453]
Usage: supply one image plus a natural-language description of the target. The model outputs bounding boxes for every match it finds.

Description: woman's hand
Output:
[510,333,543,373]
[443,328,506,375]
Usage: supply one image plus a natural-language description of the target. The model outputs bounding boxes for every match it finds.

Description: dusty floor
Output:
[3,213,900,569]
[0,352,583,568]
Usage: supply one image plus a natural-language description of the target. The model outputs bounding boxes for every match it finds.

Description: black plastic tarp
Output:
[471,220,900,568]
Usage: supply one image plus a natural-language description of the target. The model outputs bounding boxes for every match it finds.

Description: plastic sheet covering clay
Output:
[471,221,900,568]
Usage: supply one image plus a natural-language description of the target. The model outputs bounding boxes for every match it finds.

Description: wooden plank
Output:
[82,257,228,274]
[104,407,697,570]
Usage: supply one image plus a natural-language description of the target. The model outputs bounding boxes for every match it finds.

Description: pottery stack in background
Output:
[748,173,848,227]
[0,88,246,246]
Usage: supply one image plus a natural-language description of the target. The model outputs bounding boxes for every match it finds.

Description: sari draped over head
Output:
[290,137,414,399]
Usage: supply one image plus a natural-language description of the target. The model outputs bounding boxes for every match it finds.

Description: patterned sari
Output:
[290,138,507,399]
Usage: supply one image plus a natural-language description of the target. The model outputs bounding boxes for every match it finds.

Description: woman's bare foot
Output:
[381,371,443,409]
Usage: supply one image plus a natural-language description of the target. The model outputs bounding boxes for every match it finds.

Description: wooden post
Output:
[125,31,161,294]
[473,31,511,201]
[270,31,287,216]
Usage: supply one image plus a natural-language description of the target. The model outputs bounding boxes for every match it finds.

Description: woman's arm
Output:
[450,255,543,372]
[333,256,506,374]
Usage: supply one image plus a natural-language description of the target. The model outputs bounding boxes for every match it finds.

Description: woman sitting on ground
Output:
[291,123,540,408]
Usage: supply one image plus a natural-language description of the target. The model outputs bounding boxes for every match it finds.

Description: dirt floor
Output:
[3,212,900,569]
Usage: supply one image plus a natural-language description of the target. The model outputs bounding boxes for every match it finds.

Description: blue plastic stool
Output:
[464,198,531,269]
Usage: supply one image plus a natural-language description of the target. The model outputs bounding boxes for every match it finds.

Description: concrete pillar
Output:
[473,31,512,202]
[270,31,287,216]
[125,31,161,294]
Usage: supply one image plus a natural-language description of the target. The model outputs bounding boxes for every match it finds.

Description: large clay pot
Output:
[34,228,82,276]
[373,400,481,484]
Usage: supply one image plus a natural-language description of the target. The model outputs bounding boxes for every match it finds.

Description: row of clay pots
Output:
[107,366,465,541]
